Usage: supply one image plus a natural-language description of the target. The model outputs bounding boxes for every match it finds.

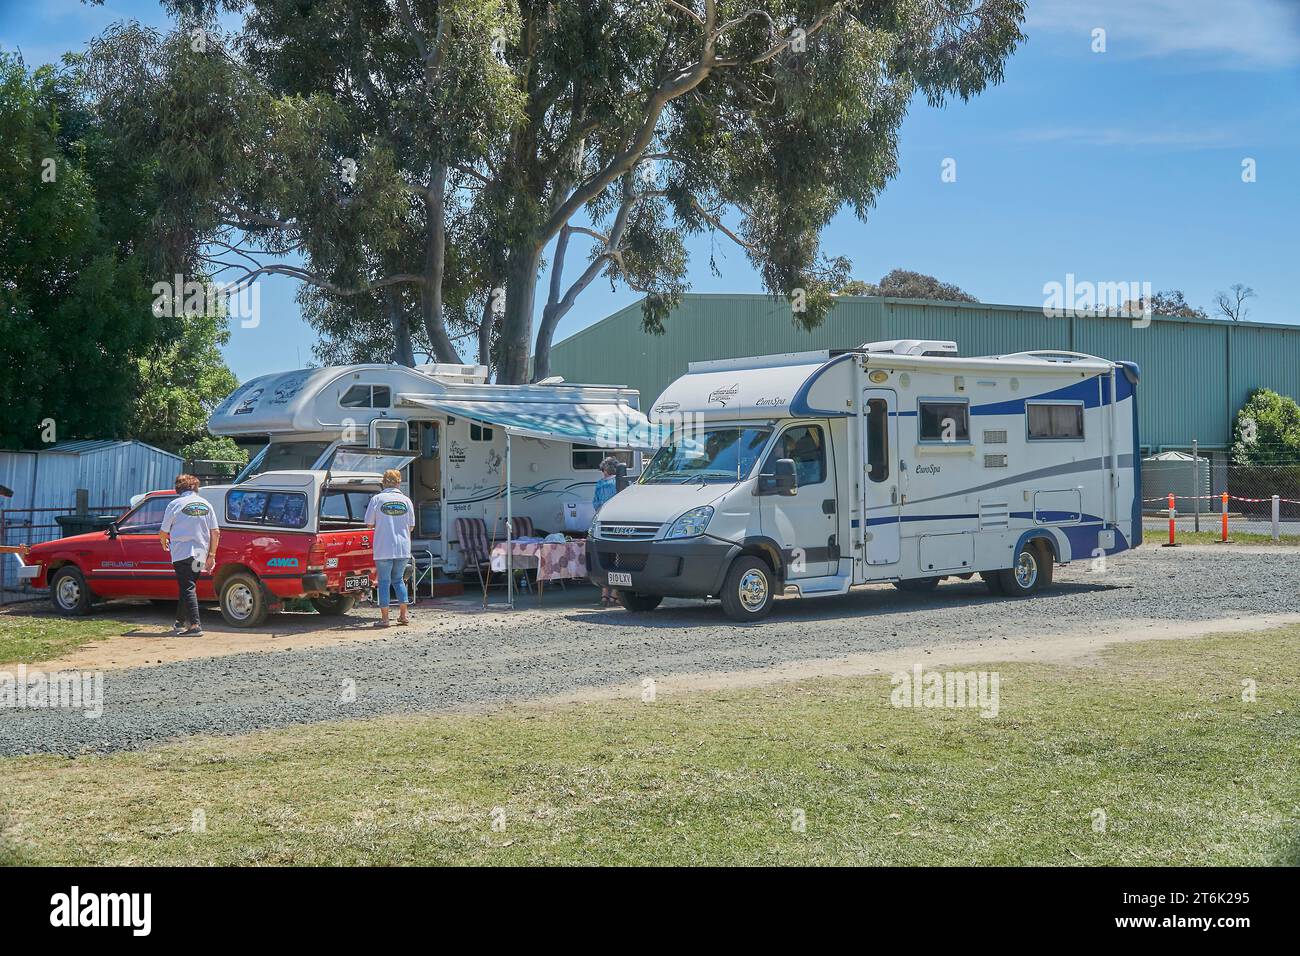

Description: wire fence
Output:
[1141,460,1300,538]
[0,504,128,604]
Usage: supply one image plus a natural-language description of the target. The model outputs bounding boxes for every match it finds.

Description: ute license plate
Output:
[607,572,633,587]
[344,575,371,591]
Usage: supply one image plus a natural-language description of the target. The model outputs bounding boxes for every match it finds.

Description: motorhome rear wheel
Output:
[998,541,1054,597]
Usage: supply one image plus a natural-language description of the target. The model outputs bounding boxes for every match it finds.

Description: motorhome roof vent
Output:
[859,339,958,357]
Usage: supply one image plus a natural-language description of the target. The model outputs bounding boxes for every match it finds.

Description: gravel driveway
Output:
[3,545,1297,756]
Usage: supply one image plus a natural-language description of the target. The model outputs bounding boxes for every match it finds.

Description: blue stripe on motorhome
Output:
[901,454,1133,508]
[970,376,1107,416]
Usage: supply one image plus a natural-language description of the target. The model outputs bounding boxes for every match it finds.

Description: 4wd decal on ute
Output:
[380,501,409,516]
[181,502,212,516]
[267,557,299,568]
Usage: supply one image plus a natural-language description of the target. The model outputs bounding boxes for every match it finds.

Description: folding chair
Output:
[507,515,537,539]
[454,517,494,590]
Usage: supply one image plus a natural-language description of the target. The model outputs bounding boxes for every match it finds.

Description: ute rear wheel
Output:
[310,594,357,616]
[219,571,270,628]
[616,591,663,612]
[50,567,93,616]
[720,556,775,623]
[997,541,1053,597]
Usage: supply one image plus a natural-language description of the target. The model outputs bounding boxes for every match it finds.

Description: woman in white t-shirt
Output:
[363,469,415,627]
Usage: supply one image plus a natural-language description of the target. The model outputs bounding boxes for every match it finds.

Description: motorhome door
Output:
[862,388,901,564]
[759,423,838,579]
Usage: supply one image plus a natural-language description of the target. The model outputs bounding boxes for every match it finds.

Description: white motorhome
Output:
[207,362,652,577]
[589,341,1142,621]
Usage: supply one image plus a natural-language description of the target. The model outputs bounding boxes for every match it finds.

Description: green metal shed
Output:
[547,293,1300,453]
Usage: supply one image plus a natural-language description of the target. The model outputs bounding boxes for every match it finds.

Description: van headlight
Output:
[665,506,714,539]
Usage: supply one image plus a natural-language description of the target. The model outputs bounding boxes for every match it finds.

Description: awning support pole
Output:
[506,431,514,608]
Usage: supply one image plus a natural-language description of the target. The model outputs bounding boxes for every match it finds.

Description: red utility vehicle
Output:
[24,469,387,627]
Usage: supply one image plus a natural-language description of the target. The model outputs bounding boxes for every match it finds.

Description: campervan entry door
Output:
[862,388,901,565]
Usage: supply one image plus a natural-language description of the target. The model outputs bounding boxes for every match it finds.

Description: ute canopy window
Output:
[641,427,772,484]
[918,400,970,443]
[320,489,376,525]
[340,384,391,408]
[1027,402,1085,440]
[226,490,309,529]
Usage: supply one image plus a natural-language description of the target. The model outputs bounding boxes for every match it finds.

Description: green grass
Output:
[3,627,1299,866]
[0,604,138,665]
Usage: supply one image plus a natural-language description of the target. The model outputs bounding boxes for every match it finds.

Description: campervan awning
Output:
[398,395,658,450]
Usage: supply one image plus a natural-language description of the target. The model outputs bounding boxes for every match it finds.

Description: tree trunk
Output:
[497,246,540,385]
[386,286,415,366]
[477,294,494,370]
[420,165,462,364]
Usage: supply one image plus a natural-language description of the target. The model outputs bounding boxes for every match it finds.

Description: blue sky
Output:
[3,0,1299,382]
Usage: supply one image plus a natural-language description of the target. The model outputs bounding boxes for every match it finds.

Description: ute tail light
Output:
[307,540,328,572]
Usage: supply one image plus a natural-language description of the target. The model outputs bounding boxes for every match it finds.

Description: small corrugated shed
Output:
[0,440,182,514]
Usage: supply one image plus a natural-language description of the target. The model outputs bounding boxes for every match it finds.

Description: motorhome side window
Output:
[226,490,309,529]
[865,399,889,482]
[469,423,494,442]
[572,444,631,471]
[918,400,970,443]
[765,425,826,485]
[1027,402,1085,440]
[339,384,391,408]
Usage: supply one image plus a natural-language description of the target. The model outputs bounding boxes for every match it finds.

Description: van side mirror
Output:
[615,462,629,492]
[757,458,798,496]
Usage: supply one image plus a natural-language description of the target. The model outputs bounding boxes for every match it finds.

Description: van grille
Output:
[596,521,660,540]
[983,429,1008,444]
[984,454,1008,468]
[600,552,648,572]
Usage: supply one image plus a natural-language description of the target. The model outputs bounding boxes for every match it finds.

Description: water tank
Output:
[1141,452,1210,513]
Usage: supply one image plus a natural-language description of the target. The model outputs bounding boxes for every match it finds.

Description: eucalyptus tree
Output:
[90,1,1024,382]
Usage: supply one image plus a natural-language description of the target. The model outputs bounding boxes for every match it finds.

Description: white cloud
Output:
[1029,0,1300,68]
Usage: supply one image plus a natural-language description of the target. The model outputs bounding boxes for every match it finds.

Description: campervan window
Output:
[572,444,631,471]
[918,400,970,443]
[1027,402,1085,440]
[226,490,309,529]
[469,423,494,442]
[340,384,391,408]
[235,441,331,482]
[865,399,889,482]
[641,427,771,484]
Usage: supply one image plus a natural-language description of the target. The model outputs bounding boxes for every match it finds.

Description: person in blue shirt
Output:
[593,457,622,607]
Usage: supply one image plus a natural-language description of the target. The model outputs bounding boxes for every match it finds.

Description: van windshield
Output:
[640,427,772,484]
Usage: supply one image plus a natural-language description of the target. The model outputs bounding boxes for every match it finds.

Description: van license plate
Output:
[608,572,632,587]
[344,575,371,591]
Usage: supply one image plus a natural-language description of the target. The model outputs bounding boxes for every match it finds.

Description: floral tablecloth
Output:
[489,540,588,581]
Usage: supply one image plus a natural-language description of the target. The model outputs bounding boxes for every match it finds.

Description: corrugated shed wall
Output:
[549,294,1300,450]
[0,442,181,513]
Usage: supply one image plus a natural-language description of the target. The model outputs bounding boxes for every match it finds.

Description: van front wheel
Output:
[617,591,663,612]
[720,556,775,622]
